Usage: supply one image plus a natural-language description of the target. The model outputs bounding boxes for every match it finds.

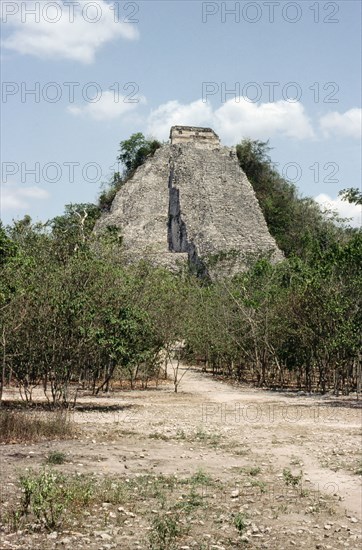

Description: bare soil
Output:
[1,364,361,549]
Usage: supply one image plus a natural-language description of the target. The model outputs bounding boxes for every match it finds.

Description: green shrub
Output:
[234,512,247,535]
[282,468,302,487]
[148,514,183,550]
[46,451,67,465]
[20,470,68,530]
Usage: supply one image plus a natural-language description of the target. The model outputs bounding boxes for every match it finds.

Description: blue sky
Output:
[1,0,361,226]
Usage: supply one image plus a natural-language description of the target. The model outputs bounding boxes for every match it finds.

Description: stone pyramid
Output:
[95,126,283,278]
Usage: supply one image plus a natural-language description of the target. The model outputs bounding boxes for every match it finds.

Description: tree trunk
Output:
[0,327,6,406]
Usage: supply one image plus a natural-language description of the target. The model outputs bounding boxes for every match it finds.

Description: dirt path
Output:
[1,364,361,549]
[176,365,362,519]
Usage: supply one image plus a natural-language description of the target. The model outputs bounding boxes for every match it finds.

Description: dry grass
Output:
[0,409,75,443]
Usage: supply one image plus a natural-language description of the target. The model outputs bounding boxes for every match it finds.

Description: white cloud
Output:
[1,1,139,64]
[1,184,50,211]
[146,98,315,143]
[147,100,214,141]
[315,193,361,228]
[67,91,146,121]
[214,99,314,142]
[319,108,362,139]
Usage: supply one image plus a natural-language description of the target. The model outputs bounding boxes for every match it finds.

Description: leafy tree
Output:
[0,221,17,267]
[118,132,161,176]
[98,172,124,212]
[236,139,346,259]
[339,187,362,206]
[49,203,101,259]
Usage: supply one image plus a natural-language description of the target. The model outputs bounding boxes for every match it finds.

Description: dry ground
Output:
[1,364,361,549]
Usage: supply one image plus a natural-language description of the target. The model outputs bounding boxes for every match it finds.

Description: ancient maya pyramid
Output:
[95,126,283,278]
